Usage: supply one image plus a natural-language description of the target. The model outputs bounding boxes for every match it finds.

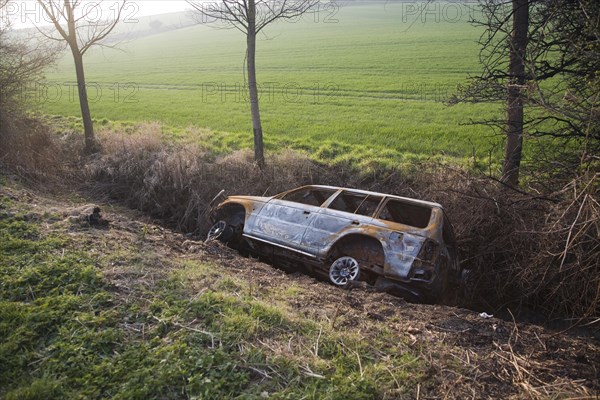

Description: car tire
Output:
[328,256,361,286]
[206,220,234,242]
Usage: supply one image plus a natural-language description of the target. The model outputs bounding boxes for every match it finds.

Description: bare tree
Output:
[187,0,318,168]
[454,0,599,188]
[35,0,126,153]
[1,0,56,123]
[503,0,528,186]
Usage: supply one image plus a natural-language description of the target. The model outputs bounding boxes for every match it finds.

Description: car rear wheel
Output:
[329,256,360,286]
[206,220,234,242]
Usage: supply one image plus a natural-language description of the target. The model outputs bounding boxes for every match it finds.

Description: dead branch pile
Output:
[389,167,599,324]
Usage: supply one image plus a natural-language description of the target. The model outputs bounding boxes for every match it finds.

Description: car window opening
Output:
[282,188,336,207]
[328,192,383,217]
[378,200,432,228]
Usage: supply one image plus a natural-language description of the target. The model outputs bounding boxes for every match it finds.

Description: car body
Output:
[207,185,461,302]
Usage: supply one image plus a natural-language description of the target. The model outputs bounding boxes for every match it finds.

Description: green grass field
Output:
[38,2,505,168]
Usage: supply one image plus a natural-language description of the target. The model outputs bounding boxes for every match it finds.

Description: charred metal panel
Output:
[302,208,374,256]
[366,207,444,243]
[301,212,349,251]
[246,200,317,251]
[382,232,426,280]
[216,196,270,224]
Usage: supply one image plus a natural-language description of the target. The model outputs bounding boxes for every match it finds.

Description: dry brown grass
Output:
[397,167,600,324]
[0,110,76,186]
[84,124,320,233]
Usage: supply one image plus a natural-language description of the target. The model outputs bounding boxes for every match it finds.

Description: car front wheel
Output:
[328,256,360,286]
[206,220,234,242]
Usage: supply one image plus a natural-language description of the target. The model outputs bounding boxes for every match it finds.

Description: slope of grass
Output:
[1,177,597,399]
[0,184,427,399]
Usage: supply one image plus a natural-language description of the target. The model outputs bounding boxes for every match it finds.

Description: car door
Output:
[301,191,384,257]
[245,187,337,252]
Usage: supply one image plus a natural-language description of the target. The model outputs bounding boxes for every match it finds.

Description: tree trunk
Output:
[65,0,95,154]
[71,49,96,154]
[502,0,529,187]
[246,0,265,169]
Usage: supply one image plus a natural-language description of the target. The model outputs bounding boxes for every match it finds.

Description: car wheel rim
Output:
[207,220,227,241]
[329,256,360,286]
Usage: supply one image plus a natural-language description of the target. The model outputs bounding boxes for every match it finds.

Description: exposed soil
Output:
[2,183,599,399]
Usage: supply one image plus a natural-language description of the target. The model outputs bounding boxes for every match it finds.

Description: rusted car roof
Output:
[282,185,444,209]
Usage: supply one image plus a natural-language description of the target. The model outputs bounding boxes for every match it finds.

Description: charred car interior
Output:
[207,185,461,303]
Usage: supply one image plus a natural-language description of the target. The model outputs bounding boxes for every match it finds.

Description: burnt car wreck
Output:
[207,185,461,303]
